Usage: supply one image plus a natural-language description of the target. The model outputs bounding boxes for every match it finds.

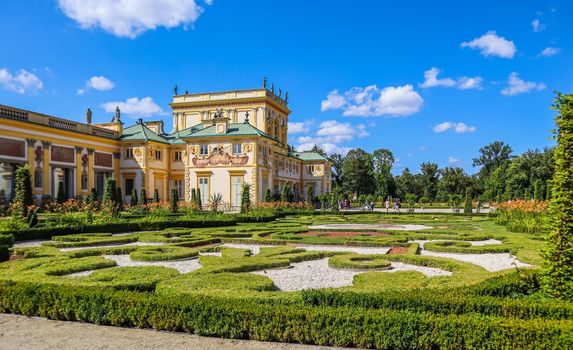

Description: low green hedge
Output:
[0,281,571,349]
[129,246,198,262]
[11,217,237,241]
[329,254,391,270]
[424,240,511,254]
[0,233,14,262]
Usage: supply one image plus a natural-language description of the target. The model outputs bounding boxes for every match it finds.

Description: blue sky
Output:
[1,0,571,174]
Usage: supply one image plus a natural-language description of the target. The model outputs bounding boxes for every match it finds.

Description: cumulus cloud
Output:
[448,156,461,164]
[0,68,43,94]
[293,120,370,155]
[539,47,561,57]
[501,72,546,96]
[531,19,545,32]
[433,122,476,134]
[101,97,165,117]
[77,75,115,95]
[461,31,516,58]
[58,0,205,38]
[420,68,482,90]
[321,84,423,117]
[288,120,313,134]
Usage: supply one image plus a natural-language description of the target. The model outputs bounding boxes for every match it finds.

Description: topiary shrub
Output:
[139,189,147,206]
[129,246,198,262]
[464,187,473,214]
[543,92,573,300]
[130,188,138,206]
[265,188,272,202]
[240,183,251,213]
[424,240,511,254]
[153,189,160,203]
[14,166,34,217]
[170,189,178,213]
[56,181,66,204]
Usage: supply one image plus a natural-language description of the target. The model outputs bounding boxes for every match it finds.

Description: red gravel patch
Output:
[387,246,408,254]
[302,231,389,238]
[9,255,24,261]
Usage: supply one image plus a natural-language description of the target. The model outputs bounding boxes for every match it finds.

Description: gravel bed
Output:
[308,224,433,231]
[221,243,278,255]
[12,240,49,248]
[252,258,451,291]
[420,250,529,272]
[294,244,391,255]
[410,239,503,247]
[102,255,202,274]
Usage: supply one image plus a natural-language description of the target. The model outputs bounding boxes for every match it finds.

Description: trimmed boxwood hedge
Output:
[424,240,511,254]
[0,281,571,349]
[129,246,198,262]
[11,217,237,241]
[329,254,391,270]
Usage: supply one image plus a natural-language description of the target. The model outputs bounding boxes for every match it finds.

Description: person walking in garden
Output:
[385,199,390,212]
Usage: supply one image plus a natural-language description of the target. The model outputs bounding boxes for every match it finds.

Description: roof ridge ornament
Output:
[244,111,249,124]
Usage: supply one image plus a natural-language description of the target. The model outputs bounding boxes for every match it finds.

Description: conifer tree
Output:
[56,181,66,204]
[14,166,33,216]
[240,183,251,213]
[196,188,202,209]
[265,188,272,202]
[153,189,160,203]
[542,92,573,299]
[170,188,178,213]
[130,188,138,206]
[139,189,147,205]
[463,187,473,214]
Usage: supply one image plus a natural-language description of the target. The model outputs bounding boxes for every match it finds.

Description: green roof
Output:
[290,151,329,161]
[180,122,273,139]
[122,122,169,144]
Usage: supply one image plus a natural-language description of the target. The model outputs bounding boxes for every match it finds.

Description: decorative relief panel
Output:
[192,145,249,168]
[94,152,113,168]
[0,138,25,158]
[51,145,74,163]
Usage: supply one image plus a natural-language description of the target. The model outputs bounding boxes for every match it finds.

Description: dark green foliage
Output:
[280,184,291,202]
[115,187,123,206]
[130,246,197,262]
[196,188,202,209]
[139,189,147,205]
[26,207,38,228]
[102,178,117,207]
[170,189,178,213]
[464,187,473,214]
[14,166,34,216]
[153,189,160,203]
[306,185,314,206]
[329,253,391,269]
[86,188,98,204]
[56,181,66,204]
[265,188,272,202]
[130,188,138,206]
[543,92,573,300]
[424,240,511,254]
[191,188,197,203]
[240,183,251,213]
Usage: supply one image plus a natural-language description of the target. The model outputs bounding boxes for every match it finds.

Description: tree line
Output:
[308,141,554,203]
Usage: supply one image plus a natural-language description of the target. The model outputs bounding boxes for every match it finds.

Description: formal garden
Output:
[0,94,572,349]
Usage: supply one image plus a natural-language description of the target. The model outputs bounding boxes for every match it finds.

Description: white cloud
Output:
[0,68,43,94]
[321,84,423,117]
[420,68,455,88]
[539,47,561,57]
[288,120,313,134]
[501,72,546,96]
[293,120,369,155]
[420,67,482,90]
[58,0,205,39]
[532,19,545,32]
[77,75,115,95]
[461,31,516,58]
[101,97,165,117]
[448,156,461,164]
[433,122,476,134]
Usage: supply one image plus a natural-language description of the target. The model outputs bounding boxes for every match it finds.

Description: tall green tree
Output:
[542,92,573,299]
[420,162,439,202]
[372,148,395,199]
[240,183,251,213]
[437,167,470,201]
[328,153,345,188]
[473,141,513,179]
[342,148,374,196]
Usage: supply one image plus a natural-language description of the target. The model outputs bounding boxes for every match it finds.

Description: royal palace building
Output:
[0,85,332,209]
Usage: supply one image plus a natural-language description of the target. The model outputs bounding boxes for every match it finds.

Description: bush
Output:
[129,246,198,262]
[170,189,178,213]
[240,183,251,213]
[14,166,33,217]
[329,253,391,270]
[424,240,511,254]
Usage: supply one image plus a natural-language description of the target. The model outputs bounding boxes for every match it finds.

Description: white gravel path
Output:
[103,255,202,274]
[252,258,451,291]
[410,239,503,247]
[307,224,433,231]
[420,250,529,272]
[12,240,49,248]
[294,244,391,255]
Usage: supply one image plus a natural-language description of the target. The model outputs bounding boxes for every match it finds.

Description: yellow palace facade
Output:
[0,86,331,209]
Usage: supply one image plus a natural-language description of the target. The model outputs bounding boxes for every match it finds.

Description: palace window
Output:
[174,179,184,199]
[232,143,242,154]
[125,148,134,159]
[155,150,162,160]
[125,178,134,196]
[174,151,182,161]
[307,165,315,174]
[199,144,209,156]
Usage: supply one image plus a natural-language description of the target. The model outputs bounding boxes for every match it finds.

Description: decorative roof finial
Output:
[244,111,250,124]
[173,84,178,95]
[278,88,282,97]
[86,108,92,124]
[115,106,121,121]
[271,83,274,93]
[262,77,267,89]
[285,92,289,103]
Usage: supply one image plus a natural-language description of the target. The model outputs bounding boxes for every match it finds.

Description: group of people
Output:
[338,198,351,211]
[384,199,401,212]
[338,197,403,212]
